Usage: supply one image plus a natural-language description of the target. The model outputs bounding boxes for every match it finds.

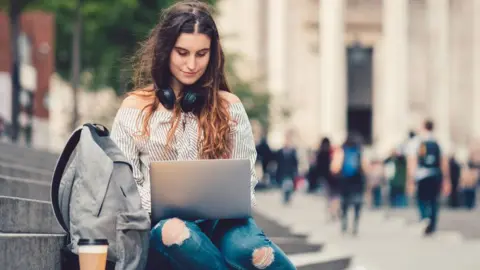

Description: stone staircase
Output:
[0,142,64,270]
[0,142,351,269]
[254,190,480,270]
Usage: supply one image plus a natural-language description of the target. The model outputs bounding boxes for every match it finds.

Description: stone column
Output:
[266,0,288,149]
[319,0,346,144]
[380,0,409,151]
[372,38,385,152]
[216,0,262,81]
[427,0,451,148]
[408,0,429,134]
[472,0,480,138]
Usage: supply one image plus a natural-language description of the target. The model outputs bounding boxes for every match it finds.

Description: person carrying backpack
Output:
[331,132,369,235]
[407,120,451,235]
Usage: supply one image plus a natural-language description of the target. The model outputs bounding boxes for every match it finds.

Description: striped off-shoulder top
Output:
[110,102,258,213]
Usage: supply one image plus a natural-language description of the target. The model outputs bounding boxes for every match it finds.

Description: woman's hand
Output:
[442,179,451,197]
[406,181,416,197]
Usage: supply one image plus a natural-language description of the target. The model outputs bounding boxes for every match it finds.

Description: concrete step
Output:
[269,237,323,255]
[0,175,51,201]
[0,155,57,171]
[0,233,65,270]
[253,211,307,239]
[0,196,64,234]
[0,141,58,160]
[0,161,52,182]
[292,250,352,270]
[0,142,58,171]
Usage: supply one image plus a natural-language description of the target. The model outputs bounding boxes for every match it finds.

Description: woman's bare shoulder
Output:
[120,89,155,110]
[219,90,241,105]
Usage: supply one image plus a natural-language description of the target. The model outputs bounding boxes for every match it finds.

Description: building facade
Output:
[217,0,480,156]
[0,11,55,150]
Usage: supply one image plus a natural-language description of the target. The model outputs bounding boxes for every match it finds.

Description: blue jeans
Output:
[371,186,382,208]
[341,192,363,234]
[150,218,295,270]
[282,178,294,204]
[389,186,408,208]
[417,176,441,233]
[463,189,476,209]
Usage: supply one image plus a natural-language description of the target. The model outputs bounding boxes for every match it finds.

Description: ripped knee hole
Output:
[252,246,275,269]
[161,218,190,246]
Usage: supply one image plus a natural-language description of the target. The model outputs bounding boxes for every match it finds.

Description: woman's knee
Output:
[218,219,292,269]
[251,246,276,269]
[225,243,275,269]
[151,218,191,248]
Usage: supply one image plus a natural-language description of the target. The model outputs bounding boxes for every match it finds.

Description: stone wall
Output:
[216,0,480,156]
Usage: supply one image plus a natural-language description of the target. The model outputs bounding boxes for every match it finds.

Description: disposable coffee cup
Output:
[78,239,109,270]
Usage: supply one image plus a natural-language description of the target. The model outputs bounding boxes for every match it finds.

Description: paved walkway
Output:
[254,190,480,270]
[387,207,480,239]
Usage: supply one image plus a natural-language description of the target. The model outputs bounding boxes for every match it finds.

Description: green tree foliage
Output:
[27,0,215,92]
[14,0,270,128]
[225,53,270,129]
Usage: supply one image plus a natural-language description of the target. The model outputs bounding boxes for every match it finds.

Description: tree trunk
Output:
[9,0,21,142]
[71,0,83,131]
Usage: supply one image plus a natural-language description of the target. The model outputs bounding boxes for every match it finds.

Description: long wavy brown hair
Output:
[129,1,232,159]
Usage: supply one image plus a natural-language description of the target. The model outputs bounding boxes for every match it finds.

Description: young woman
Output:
[110,1,295,269]
[315,137,340,220]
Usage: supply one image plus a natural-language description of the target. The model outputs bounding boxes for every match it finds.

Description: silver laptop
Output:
[150,159,251,224]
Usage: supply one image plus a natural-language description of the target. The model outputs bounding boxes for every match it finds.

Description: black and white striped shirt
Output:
[110,102,258,213]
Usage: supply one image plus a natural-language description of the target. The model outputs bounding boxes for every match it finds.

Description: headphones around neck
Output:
[154,84,205,113]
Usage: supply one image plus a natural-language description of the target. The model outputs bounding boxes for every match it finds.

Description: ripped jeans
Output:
[150,218,295,270]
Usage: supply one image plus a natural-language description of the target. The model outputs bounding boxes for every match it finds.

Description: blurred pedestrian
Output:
[314,137,340,220]
[460,144,480,209]
[460,161,479,210]
[385,148,408,208]
[367,157,385,209]
[0,116,4,139]
[256,136,274,188]
[331,132,369,235]
[448,154,461,208]
[407,120,451,235]
[276,131,299,204]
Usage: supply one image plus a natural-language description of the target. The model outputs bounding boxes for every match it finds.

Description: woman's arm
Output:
[407,153,418,195]
[221,92,258,207]
[361,155,371,175]
[110,96,149,209]
[330,148,344,175]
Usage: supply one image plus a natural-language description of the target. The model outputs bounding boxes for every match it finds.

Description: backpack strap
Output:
[51,124,109,232]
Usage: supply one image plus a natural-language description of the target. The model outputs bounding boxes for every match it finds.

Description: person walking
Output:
[276,131,299,204]
[331,132,369,235]
[407,120,451,235]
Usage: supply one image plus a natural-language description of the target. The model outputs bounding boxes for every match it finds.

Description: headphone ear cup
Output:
[181,91,204,113]
[156,87,175,110]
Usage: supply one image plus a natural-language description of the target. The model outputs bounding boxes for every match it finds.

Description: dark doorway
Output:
[347,108,372,144]
[346,43,373,144]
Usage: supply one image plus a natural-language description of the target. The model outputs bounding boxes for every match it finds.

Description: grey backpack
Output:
[51,124,151,269]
